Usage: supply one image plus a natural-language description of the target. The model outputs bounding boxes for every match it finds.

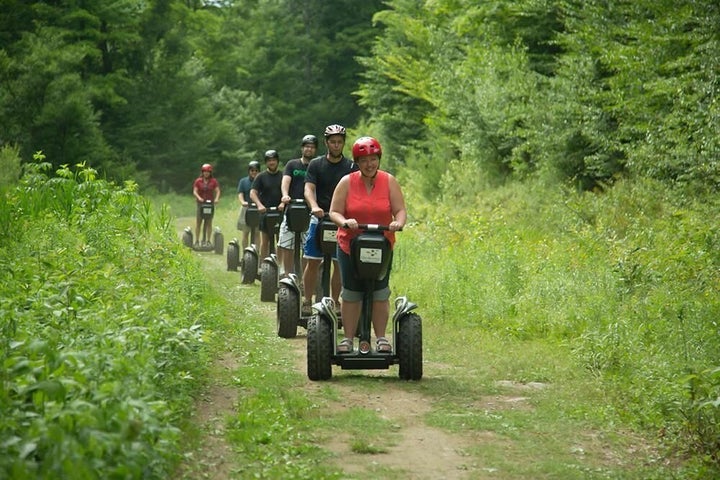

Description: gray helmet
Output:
[301,134,318,146]
[248,160,260,171]
[264,149,279,161]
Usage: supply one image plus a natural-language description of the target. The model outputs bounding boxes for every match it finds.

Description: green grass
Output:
[350,439,389,455]
[172,209,344,478]
[175,199,712,479]
[181,176,718,477]
[392,178,720,477]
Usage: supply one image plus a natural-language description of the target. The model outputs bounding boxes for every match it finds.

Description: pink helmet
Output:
[201,163,213,172]
[323,124,346,138]
[351,137,382,161]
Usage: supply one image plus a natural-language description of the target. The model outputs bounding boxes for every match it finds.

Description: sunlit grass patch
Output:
[351,439,389,454]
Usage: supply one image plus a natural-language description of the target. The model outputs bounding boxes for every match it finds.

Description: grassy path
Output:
[174,212,669,479]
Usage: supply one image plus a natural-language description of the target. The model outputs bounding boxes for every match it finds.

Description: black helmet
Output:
[248,160,260,171]
[301,134,318,146]
[323,124,346,138]
[264,149,279,161]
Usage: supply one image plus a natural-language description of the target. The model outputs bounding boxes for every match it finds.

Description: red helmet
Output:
[201,163,213,172]
[351,137,382,161]
[323,124,346,138]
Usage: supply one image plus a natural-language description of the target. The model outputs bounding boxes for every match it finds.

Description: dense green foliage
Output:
[2,1,717,194]
[0,156,217,478]
[0,0,383,192]
[358,0,719,194]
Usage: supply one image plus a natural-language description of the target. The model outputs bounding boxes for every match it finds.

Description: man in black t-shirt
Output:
[278,135,318,275]
[301,124,356,315]
[250,150,283,260]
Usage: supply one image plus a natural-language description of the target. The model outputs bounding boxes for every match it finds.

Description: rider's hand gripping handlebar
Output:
[341,223,403,232]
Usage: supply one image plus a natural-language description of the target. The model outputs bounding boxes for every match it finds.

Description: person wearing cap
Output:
[237,160,261,250]
[277,134,318,276]
[193,163,221,247]
[250,150,283,261]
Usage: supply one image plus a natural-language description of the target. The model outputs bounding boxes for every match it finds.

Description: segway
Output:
[240,203,260,284]
[228,204,259,271]
[276,199,310,338]
[286,217,339,332]
[227,238,240,271]
[182,227,193,248]
[259,207,282,302]
[307,224,422,381]
[182,201,223,254]
[183,226,224,254]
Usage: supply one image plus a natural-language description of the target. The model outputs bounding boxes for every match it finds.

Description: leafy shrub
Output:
[0,158,214,478]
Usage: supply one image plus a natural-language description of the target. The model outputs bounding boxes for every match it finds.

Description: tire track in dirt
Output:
[179,353,239,479]
[286,334,482,479]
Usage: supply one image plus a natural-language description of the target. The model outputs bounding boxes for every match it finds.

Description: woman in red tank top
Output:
[329,137,407,354]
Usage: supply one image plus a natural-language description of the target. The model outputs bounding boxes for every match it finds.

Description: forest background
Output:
[1,0,719,477]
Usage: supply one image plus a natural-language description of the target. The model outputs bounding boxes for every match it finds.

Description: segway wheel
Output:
[240,251,257,284]
[277,284,299,338]
[307,315,333,381]
[397,313,423,381]
[260,261,278,302]
[213,231,224,255]
[226,242,239,271]
[182,229,193,248]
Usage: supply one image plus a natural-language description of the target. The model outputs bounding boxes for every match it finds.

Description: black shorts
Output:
[196,202,214,220]
[337,247,392,302]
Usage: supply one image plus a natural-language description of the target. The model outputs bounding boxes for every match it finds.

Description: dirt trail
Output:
[286,336,479,479]
[183,353,239,478]
[177,218,485,479]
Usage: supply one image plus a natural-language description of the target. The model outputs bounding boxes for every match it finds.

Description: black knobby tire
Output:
[182,230,193,248]
[260,261,278,302]
[213,231,224,255]
[227,243,239,271]
[241,251,257,284]
[277,285,299,338]
[307,315,333,381]
[397,313,423,380]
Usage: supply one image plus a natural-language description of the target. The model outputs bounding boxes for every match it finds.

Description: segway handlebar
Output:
[341,223,403,232]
